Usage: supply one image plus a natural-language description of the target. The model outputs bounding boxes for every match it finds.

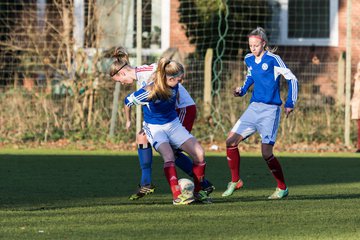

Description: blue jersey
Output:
[240,51,298,108]
[124,84,179,125]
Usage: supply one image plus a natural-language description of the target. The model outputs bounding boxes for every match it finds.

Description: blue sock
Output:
[138,145,153,186]
[201,179,212,189]
[175,152,194,177]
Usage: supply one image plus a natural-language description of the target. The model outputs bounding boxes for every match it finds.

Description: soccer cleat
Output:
[221,179,244,197]
[268,187,289,200]
[202,185,216,196]
[173,194,195,205]
[194,190,213,204]
[129,184,155,200]
[201,180,215,196]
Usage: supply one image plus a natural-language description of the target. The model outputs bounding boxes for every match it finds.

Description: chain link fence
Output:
[0,0,359,150]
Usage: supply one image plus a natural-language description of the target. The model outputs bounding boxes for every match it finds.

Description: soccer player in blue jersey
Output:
[124,57,211,205]
[110,48,214,200]
[222,27,299,199]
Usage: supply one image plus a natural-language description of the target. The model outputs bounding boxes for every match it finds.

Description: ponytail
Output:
[148,58,184,100]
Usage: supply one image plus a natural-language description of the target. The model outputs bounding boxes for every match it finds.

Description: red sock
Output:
[193,162,206,192]
[265,155,286,190]
[163,162,181,199]
[357,119,360,149]
[226,146,240,182]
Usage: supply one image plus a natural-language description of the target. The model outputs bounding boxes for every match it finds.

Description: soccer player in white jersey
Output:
[222,27,299,199]
[124,58,211,205]
[109,48,214,200]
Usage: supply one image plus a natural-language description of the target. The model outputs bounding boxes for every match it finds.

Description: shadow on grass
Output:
[0,154,359,209]
[213,193,360,204]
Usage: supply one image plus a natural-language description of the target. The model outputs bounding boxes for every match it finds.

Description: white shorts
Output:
[231,102,281,145]
[143,118,194,151]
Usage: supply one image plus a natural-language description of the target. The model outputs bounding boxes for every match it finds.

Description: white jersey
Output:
[135,63,195,108]
[176,84,195,109]
[135,64,157,89]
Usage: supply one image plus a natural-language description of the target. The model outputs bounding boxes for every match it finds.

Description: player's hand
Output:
[125,120,131,131]
[284,107,293,118]
[233,87,241,97]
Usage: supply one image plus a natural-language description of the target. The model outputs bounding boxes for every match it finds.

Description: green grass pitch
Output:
[0,150,360,240]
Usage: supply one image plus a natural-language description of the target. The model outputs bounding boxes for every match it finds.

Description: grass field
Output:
[0,149,360,240]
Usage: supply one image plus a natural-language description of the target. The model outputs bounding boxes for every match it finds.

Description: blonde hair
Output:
[109,46,130,77]
[148,57,184,100]
[248,27,277,53]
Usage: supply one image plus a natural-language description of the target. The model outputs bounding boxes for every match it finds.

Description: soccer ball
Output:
[178,178,195,198]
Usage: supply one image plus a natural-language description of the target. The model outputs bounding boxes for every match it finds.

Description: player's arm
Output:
[285,75,298,117]
[274,66,298,108]
[274,66,299,117]
[234,67,254,97]
[124,88,150,107]
[124,88,150,130]
[124,105,132,131]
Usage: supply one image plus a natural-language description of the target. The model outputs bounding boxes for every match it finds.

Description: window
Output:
[96,0,169,55]
[133,0,170,54]
[270,0,338,46]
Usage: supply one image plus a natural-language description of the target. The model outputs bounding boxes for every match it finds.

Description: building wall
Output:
[319,0,360,65]
[338,0,360,65]
[167,0,360,102]
[169,0,195,54]
[169,0,360,65]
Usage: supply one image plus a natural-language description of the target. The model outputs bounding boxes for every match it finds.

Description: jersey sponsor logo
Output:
[262,63,268,71]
